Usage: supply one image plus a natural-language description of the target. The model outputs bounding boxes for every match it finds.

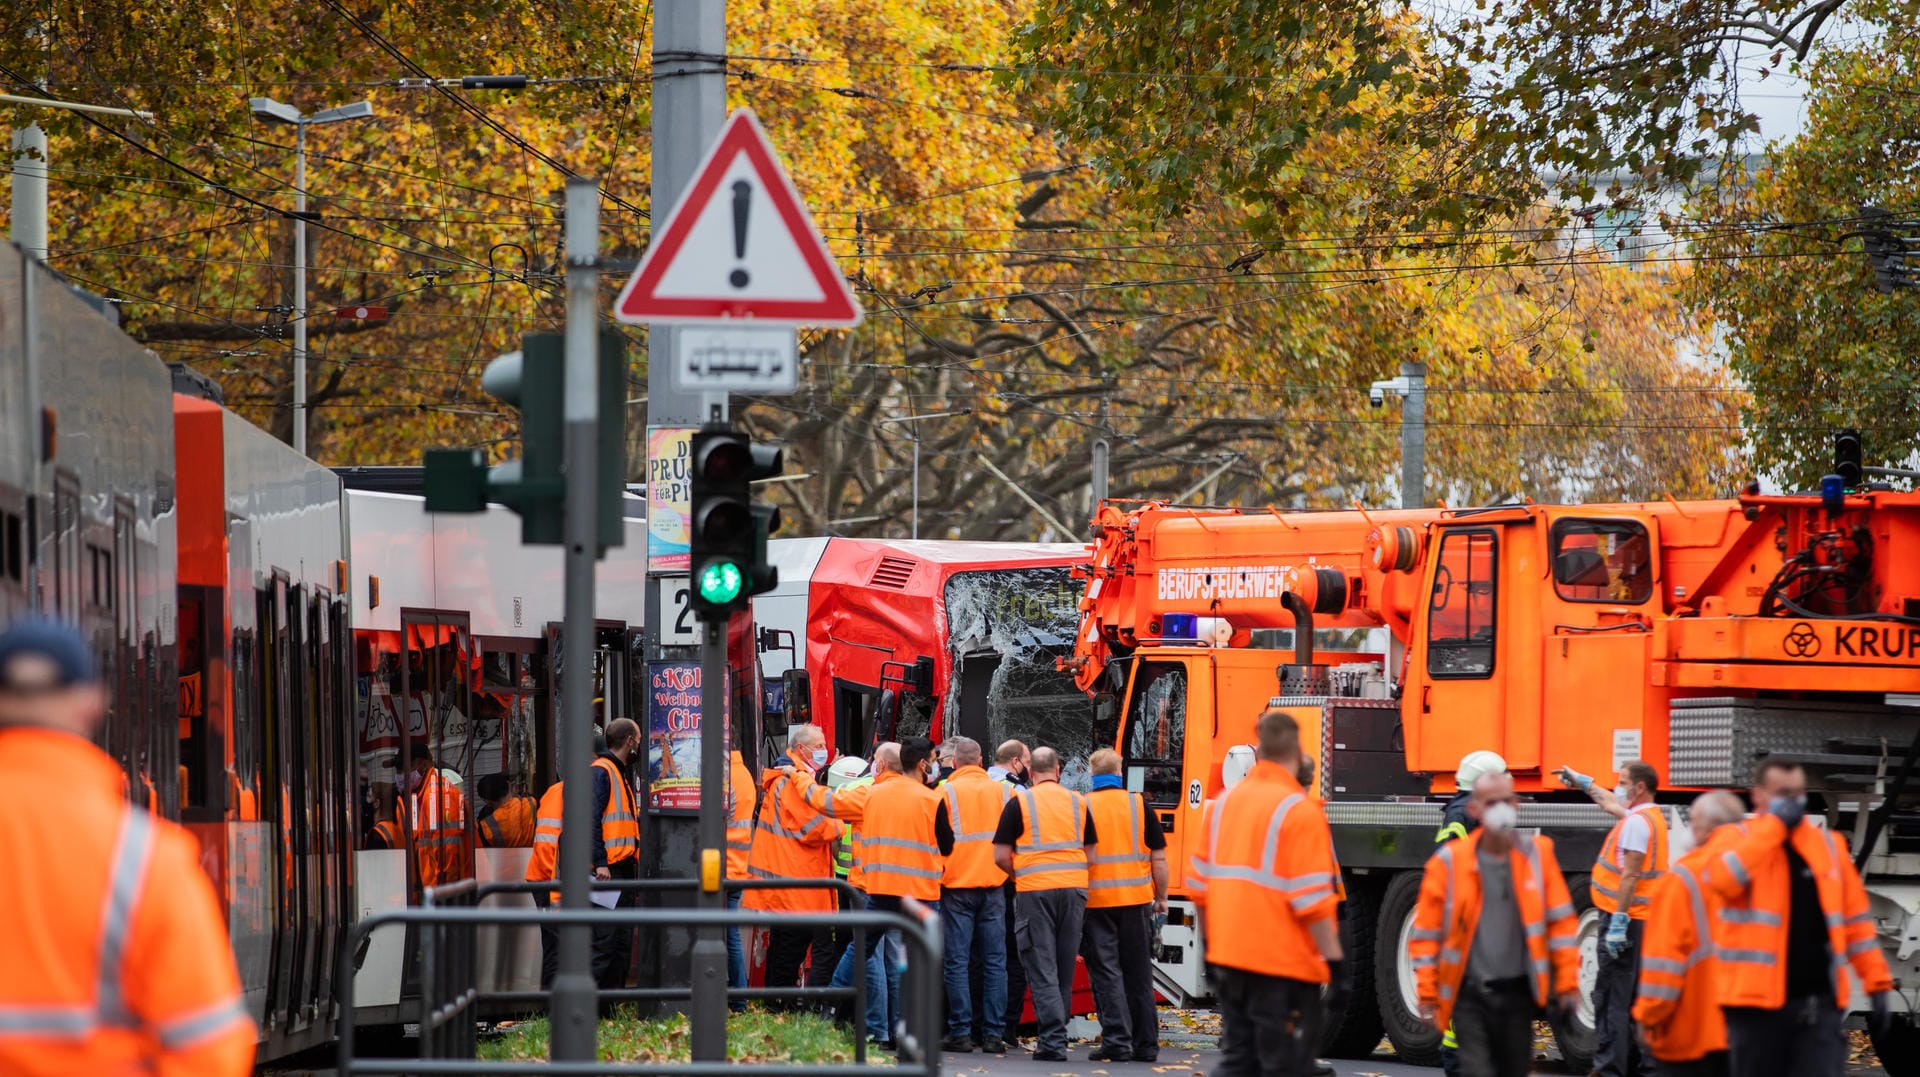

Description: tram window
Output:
[1427,529,1497,678]
[178,593,210,811]
[88,546,113,611]
[355,631,406,850]
[1550,518,1652,604]
[53,472,79,617]
[1,509,21,583]
[1123,662,1187,808]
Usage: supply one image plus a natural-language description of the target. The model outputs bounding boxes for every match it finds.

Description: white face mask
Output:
[811,748,829,767]
[1614,784,1631,802]
[926,761,940,782]
[1482,801,1519,834]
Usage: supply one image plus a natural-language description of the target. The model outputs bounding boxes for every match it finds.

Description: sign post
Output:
[615,107,861,1059]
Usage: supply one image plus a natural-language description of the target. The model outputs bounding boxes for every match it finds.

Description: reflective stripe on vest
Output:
[1087,788,1154,907]
[1189,791,1331,909]
[0,809,201,1039]
[756,777,833,841]
[942,772,1011,888]
[593,758,639,863]
[1592,804,1667,916]
[1011,784,1089,891]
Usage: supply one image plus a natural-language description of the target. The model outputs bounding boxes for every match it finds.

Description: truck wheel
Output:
[1871,1014,1920,1077]
[1321,874,1386,1058]
[1375,871,1442,1066]
[1549,872,1600,1074]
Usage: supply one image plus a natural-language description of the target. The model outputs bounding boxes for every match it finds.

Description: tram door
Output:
[398,612,476,901]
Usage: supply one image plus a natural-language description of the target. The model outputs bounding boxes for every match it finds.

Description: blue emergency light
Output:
[1162,613,1199,640]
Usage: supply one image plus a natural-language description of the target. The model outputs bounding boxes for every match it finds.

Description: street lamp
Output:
[248,96,376,456]
[1370,361,1427,509]
[877,409,971,539]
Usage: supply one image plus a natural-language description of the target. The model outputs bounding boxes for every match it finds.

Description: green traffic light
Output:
[697,561,745,605]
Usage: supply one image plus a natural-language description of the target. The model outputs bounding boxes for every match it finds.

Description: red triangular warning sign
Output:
[614,110,863,326]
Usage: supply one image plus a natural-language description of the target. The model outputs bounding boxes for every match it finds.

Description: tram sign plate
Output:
[671,323,798,393]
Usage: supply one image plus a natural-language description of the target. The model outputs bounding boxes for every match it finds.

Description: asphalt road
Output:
[942,1045,1442,1076]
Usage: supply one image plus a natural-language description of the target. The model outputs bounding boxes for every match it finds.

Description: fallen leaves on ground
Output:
[478,1007,882,1064]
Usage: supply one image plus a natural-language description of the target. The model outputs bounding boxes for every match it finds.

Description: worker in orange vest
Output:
[1189,710,1344,1077]
[477,773,537,847]
[743,723,845,996]
[939,735,1012,1054]
[590,718,643,989]
[1080,748,1168,1063]
[1560,758,1668,1077]
[726,747,757,1012]
[524,781,566,989]
[988,739,1033,1043]
[992,746,1097,1062]
[800,746,893,1043]
[0,616,255,1076]
[1410,769,1580,1077]
[1699,757,1895,1077]
[1631,790,1745,1077]
[401,739,470,890]
[860,736,954,1047]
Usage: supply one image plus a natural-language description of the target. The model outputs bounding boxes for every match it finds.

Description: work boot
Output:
[943,1036,975,1053]
[1088,1044,1130,1062]
[979,1037,1008,1055]
[1032,1049,1069,1062]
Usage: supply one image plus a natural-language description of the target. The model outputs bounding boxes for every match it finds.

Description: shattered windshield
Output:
[942,567,1097,789]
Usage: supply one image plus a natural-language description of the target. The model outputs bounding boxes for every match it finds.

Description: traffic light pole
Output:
[551,175,602,1063]
[690,616,729,1058]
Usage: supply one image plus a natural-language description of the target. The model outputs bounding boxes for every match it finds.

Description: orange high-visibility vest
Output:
[859,775,945,899]
[1592,802,1668,919]
[592,757,638,866]
[1087,787,1155,909]
[481,794,537,848]
[942,765,1010,889]
[1009,780,1089,892]
[0,727,256,1077]
[726,751,756,879]
[1633,831,1734,1062]
[525,784,565,882]
[799,765,883,889]
[1189,761,1339,980]
[371,818,403,850]
[1409,828,1580,1031]
[1700,815,1893,1011]
[742,765,842,913]
[408,768,470,888]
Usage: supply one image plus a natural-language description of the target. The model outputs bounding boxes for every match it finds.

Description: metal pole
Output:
[552,176,602,1063]
[1091,437,1109,506]
[11,123,48,264]
[690,618,729,1059]
[910,426,919,540]
[1399,360,1426,510]
[293,122,308,457]
[649,0,727,430]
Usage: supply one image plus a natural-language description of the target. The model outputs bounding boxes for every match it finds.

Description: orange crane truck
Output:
[1066,463,1920,1073]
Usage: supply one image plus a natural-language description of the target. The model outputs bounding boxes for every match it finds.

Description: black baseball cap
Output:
[0,616,100,692]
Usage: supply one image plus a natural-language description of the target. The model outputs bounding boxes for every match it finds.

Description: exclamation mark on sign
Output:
[728,181,751,289]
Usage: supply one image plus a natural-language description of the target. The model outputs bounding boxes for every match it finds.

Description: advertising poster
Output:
[647,426,694,571]
[647,660,706,811]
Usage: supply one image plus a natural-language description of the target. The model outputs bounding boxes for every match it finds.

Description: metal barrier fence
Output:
[336,876,944,1076]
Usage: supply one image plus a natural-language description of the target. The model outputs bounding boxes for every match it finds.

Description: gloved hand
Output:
[1556,766,1595,794]
[1604,911,1631,958]
[1871,991,1895,1039]
[1324,958,1353,1017]
[1771,794,1807,832]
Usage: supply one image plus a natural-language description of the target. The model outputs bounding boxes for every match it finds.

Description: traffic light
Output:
[422,329,628,550]
[688,425,784,621]
[1835,427,1863,488]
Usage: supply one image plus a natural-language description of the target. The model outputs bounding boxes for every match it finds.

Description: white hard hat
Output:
[826,755,868,789]
[1221,745,1257,791]
[1456,750,1509,791]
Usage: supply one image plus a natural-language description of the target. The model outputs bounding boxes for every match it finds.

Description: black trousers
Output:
[1725,1001,1846,1077]
[1000,882,1031,1034]
[1451,977,1535,1077]
[766,925,819,1004]
[811,886,855,988]
[1213,966,1323,1077]
[590,859,639,990]
[1659,1051,1730,1077]
[1594,919,1648,1077]
[532,889,558,990]
[1082,904,1157,1057]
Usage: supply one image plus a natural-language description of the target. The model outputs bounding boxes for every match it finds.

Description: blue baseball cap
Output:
[0,615,99,692]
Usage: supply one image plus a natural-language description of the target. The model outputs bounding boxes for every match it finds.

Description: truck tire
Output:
[1375,871,1443,1066]
[1871,1015,1920,1077]
[1321,874,1386,1058]
[1549,872,1600,1074]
